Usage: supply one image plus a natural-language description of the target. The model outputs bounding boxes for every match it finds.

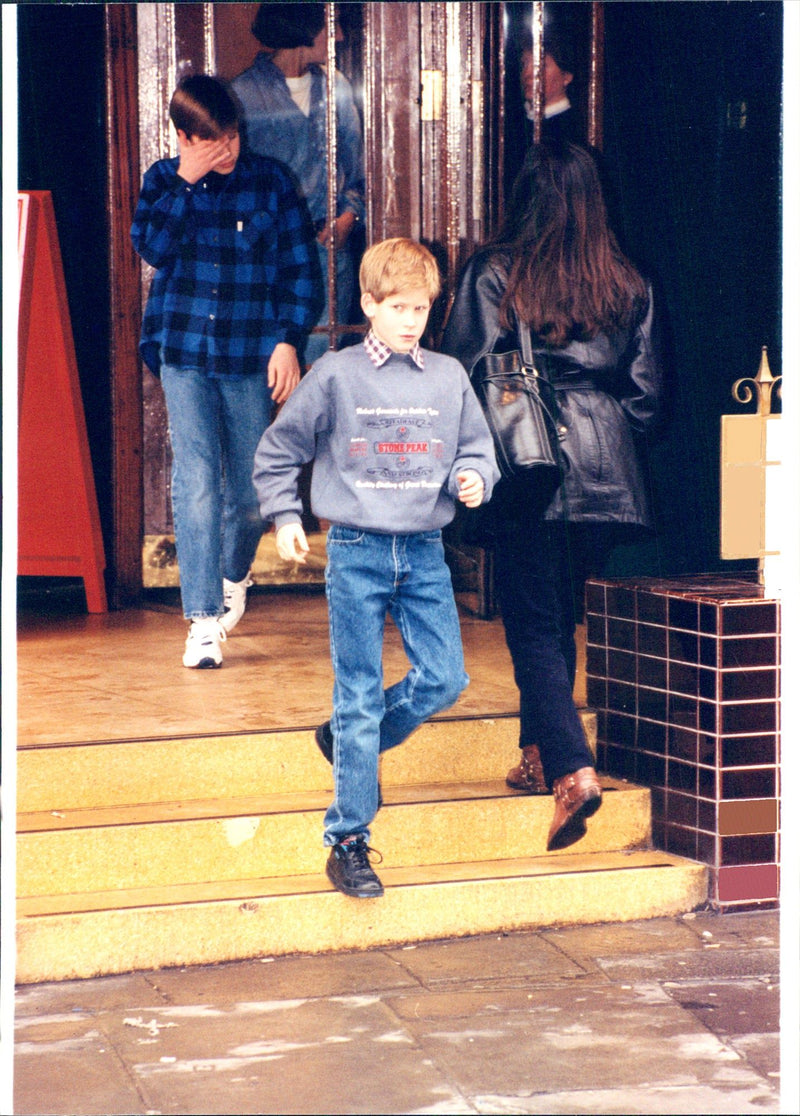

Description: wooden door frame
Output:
[106,3,144,606]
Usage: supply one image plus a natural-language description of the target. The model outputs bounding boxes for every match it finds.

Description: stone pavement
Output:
[13,910,784,1115]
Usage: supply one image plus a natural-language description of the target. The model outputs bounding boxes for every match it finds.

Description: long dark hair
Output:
[496,141,646,347]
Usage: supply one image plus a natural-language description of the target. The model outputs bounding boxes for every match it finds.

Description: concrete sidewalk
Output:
[13,910,782,1115]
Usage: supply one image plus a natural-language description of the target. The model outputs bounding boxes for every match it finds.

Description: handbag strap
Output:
[517,319,535,368]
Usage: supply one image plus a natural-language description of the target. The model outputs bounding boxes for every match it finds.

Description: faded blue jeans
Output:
[323,527,469,846]
[160,365,272,620]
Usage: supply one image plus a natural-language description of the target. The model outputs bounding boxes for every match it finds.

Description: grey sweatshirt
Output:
[253,342,499,534]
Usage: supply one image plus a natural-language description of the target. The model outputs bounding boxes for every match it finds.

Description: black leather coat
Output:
[441,247,665,527]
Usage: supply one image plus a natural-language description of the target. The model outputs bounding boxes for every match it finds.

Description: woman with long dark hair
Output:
[442,141,664,851]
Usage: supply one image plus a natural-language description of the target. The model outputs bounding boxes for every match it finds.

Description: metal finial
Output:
[731,346,782,416]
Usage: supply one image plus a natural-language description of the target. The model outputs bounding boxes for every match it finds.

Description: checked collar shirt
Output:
[131,152,322,378]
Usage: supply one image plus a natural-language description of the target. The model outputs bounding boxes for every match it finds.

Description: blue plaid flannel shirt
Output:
[131,152,322,377]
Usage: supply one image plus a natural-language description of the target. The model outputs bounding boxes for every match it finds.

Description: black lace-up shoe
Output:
[326,835,384,898]
[314,721,334,764]
[314,722,383,809]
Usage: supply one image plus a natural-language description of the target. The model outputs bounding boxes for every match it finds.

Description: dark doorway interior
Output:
[602,0,781,577]
[17,4,112,564]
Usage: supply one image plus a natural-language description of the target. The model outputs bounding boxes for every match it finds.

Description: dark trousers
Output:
[493,515,615,787]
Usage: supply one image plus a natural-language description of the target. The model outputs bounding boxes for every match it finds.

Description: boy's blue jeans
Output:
[323,526,469,847]
[160,365,272,620]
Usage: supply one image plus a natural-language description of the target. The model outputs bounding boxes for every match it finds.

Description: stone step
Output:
[17,713,596,811]
[15,849,708,983]
[17,777,647,896]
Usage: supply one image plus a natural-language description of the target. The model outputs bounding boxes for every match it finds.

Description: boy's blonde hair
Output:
[359,238,441,302]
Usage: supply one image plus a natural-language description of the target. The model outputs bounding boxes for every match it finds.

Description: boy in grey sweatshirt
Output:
[253,237,499,898]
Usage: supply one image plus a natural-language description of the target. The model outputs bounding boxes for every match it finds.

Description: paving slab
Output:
[468,1083,781,1114]
[388,981,770,1097]
[103,995,460,1116]
[140,950,421,1005]
[386,933,586,986]
[12,913,784,1116]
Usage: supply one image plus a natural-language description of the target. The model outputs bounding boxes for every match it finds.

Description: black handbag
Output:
[472,322,564,494]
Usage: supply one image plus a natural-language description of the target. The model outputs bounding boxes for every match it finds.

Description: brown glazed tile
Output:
[698,798,717,831]
[698,766,717,799]
[584,579,606,615]
[636,751,666,786]
[668,725,699,763]
[608,647,637,682]
[720,701,778,735]
[608,679,637,715]
[585,642,607,678]
[638,686,667,722]
[586,676,607,709]
[666,790,698,827]
[699,636,719,668]
[722,768,776,799]
[669,628,700,664]
[638,718,667,754]
[607,617,636,652]
[669,661,699,696]
[698,667,718,700]
[699,603,719,634]
[586,611,607,647]
[668,597,699,631]
[697,830,718,864]
[720,669,778,701]
[638,653,667,690]
[664,824,698,859]
[638,623,667,658]
[718,798,778,836]
[606,584,637,619]
[697,732,718,766]
[717,864,779,904]
[721,735,777,767]
[720,602,778,636]
[720,636,779,668]
[699,700,718,734]
[667,760,697,794]
[636,589,667,624]
[721,834,776,866]
[668,694,698,728]
[606,710,636,747]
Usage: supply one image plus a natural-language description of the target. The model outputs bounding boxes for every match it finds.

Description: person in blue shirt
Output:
[131,74,321,668]
[253,238,499,899]
[232,2,365,365]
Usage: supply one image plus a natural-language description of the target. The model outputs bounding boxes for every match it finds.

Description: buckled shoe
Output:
[547,766,602,851]
[506,744,548,793]
[326,835,384,898]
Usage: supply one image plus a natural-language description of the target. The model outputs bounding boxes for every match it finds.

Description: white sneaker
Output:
[183,618,227,669]
[220,573,253,634]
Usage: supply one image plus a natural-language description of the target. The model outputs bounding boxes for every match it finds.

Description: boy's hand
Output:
[176,133,233,184]
[457,469,484,508]
[276,523,310,564]
[268,343,301,404]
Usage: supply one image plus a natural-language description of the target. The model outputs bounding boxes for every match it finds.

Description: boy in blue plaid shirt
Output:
[132,75,321,667]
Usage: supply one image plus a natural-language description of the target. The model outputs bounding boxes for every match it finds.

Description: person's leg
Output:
[323,528,392,847]
[160,366,224,620]
[493,515,594,787]
[379,531,469,753]
[217,372,273,584]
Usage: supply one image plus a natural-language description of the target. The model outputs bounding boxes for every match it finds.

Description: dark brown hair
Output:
[169,75,238,140]
[497,141,646,347]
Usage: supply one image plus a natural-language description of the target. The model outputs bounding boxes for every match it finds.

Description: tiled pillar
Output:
[585,575,780,910]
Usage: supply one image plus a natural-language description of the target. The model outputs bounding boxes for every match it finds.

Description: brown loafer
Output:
[506,744,548,794]
[547,766,602,851]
